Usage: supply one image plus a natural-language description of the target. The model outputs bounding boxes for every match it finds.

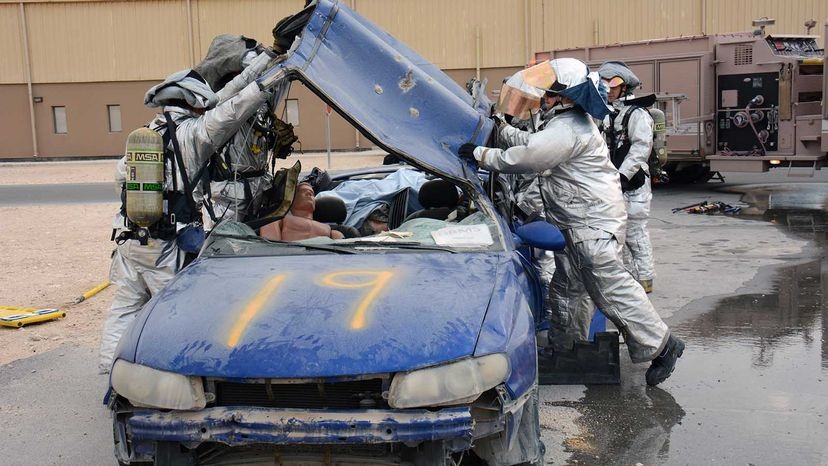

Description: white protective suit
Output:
[98,52,279,373]
[473,108,670,363]
[206,52,290,225]
[608,98,655,282]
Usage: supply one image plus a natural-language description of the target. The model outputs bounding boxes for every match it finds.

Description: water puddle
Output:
[556,184,828,465]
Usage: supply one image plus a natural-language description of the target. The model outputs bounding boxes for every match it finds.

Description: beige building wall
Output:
[0,85,34,158]
[0,0,825,159]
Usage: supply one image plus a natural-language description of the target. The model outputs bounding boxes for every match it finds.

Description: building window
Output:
[285,99,300,126]
[108,105,122,132]
[52,106,67,134]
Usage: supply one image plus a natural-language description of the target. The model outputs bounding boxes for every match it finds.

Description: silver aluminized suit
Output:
[608,99,655,281]
[473,109,670,362]
[206,53,289,224]
[98,53,278,373]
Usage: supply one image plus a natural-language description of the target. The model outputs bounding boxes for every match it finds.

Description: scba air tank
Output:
[125,127,164,228]
[648,108,667,166]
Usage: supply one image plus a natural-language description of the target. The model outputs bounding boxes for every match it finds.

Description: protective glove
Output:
[458,143,478,161]
[458,143,479,170]
[619,174,631,192]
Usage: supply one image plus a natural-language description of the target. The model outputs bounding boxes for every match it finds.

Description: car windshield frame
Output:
[200,168,508,259]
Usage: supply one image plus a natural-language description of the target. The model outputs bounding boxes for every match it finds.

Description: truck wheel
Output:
[666,164,712,184]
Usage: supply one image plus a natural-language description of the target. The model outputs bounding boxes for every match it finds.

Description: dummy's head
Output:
[291,182,316,214]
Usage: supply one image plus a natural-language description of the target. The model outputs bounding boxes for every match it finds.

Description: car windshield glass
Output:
[201,204,503,258]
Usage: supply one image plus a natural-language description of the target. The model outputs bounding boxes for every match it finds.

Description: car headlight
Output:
[388,354,510,409]
[111,359,206,410]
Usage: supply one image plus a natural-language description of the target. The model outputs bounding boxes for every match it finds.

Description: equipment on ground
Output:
[0,306,65,328]
[672,200,742,215]
[124,127,165,244]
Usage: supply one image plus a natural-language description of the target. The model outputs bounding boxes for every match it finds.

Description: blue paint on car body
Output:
[257,0,494,188]
[127,407,473,446]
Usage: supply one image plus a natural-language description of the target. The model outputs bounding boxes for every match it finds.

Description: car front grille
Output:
[214,379,388,409]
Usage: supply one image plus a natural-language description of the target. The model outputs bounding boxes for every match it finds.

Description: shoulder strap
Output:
[620,105,643,141]
[164,112,213,222]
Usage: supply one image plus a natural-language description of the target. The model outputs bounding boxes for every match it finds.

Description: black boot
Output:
[646,335,685,386]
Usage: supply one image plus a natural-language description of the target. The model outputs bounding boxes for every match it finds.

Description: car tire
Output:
[412,441,451,466]
[153,442,196,466]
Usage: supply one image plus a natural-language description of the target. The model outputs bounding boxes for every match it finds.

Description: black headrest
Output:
[313,196,347,224]
[418,179,459,209]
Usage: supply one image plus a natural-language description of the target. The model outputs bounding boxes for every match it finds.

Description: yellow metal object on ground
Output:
[0,306,66,328]
[73,281,111,304]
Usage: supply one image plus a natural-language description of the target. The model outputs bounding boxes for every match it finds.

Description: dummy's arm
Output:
[260,219,283,241]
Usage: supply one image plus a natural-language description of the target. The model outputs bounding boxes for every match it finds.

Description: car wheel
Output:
[154,442,196,466]
[412,441,452,466]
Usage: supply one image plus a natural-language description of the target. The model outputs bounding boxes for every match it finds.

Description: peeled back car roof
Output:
[256,0,494,187]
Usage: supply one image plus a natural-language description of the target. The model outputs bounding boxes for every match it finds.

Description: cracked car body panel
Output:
[257,0,494,187]
[123,253,502,378]
[127,407,473,446]
[474,256,538,398]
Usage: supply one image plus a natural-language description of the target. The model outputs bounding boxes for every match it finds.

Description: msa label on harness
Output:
[128,151,162,163]
[142,182,162,192]
[126,182,140,191]
[654,122,666,132]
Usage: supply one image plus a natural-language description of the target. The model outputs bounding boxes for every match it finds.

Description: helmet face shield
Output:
[606,76,625,89]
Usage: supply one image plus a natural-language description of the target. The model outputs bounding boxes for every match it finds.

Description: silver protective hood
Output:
[195,35,259,91]
[597,61,641,92]
[144,69,219,110]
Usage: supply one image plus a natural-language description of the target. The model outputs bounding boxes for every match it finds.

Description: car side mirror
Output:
[515,221,566,251]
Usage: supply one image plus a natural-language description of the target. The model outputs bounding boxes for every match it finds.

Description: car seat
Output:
[404,179,459,222]
[313,196,361,238]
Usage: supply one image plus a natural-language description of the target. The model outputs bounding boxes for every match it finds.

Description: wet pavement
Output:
[554,183,828,465]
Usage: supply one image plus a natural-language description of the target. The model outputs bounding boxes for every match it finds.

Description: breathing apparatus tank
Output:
[648,107,667,165]
[124,127,164,243]
[648,107,668,183]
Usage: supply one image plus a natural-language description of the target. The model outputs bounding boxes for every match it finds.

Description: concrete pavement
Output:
[1,172,827,465]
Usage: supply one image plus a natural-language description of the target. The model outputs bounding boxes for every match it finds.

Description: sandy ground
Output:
[0,150,387,186]
[0,203,117,364]
[0,151,386,364]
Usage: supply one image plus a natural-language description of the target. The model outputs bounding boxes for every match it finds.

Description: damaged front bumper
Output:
[127,406,473,446]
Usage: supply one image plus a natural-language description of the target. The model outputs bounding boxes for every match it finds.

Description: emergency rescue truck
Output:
[535,19,828,183]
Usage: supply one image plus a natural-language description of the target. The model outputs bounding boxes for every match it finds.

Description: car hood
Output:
[131,253,502,378]
[257,0,494,187]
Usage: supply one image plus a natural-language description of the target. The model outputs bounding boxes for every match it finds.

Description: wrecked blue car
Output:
[108,1,563,464]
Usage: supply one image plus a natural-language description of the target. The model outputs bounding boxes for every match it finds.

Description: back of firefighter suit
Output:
[460,58,683,385]
[599,61,656,293]
[196,35,291,225]
[98,47,282,374]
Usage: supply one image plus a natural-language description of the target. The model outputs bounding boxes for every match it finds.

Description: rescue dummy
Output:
[260,183,345,241]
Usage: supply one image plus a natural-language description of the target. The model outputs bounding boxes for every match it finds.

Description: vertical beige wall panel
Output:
[0,85,34,156]
[25,1,190,83]
[356,0,527,69]
[194,0,306,57]
[542,0,701,51]
[0,4,25,83]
